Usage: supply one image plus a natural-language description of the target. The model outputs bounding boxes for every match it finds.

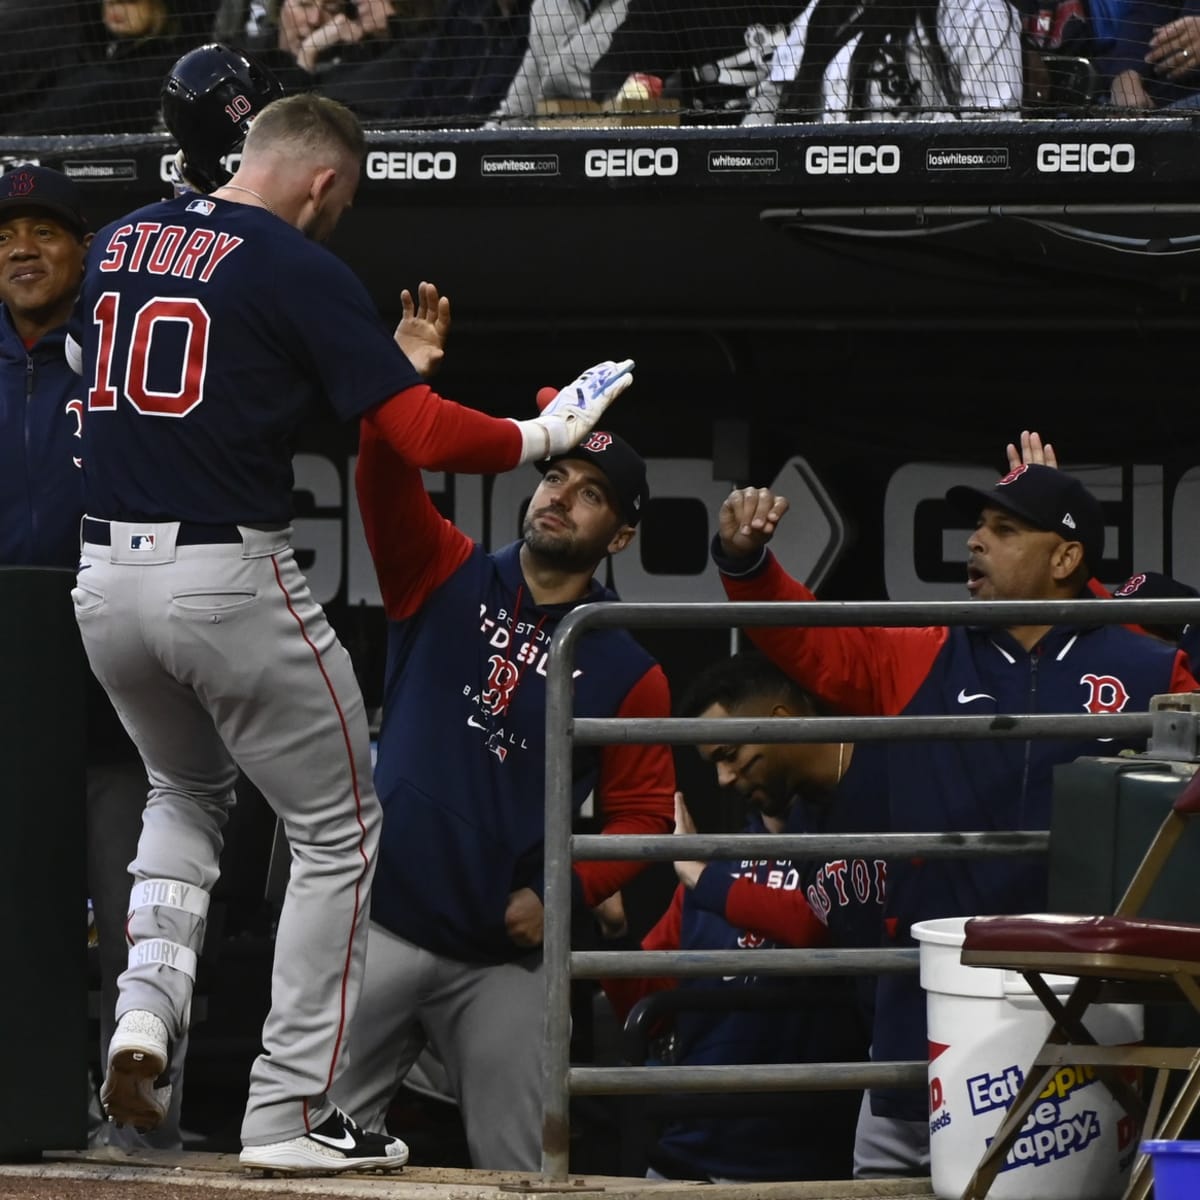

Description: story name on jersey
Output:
[98,221,243,281]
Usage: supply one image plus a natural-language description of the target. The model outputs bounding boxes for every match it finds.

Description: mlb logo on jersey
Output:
[129,533,157,551]
[186,198,216,215]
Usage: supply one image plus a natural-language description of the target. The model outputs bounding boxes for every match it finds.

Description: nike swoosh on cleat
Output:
[308,1129,358,1151]
[956,689,996,704]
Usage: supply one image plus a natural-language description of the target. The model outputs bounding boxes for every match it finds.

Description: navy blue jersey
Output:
[77,194,422,525]
[719,545,1199,1122]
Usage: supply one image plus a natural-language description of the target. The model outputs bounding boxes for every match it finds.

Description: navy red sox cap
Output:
[537,430,649,527]
[0,166,87,238]
[1113,570,1200,642]
[946,463,1105,571]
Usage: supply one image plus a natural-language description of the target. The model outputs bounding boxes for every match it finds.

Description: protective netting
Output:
[0,1,1194,132]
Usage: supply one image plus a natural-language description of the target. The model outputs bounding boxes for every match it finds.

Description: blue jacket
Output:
[718,545,1198,1119]
[0,307,85,568]
[357,423,675,964]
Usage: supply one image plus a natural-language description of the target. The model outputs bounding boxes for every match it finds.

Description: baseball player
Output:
[598,652,886,1182]
[711,457,1198,1176]
[328,370,675,1171]
[72,91,633,1174]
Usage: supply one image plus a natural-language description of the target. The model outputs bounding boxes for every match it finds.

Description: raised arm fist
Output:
[718,486,789,558]
[516,359,634,462]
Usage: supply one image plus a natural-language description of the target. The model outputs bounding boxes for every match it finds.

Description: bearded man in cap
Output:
[331,354,675,1172]
[709,448,1198,1179]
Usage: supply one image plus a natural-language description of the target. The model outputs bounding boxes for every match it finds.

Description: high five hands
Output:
[394,280,451,380]
[1005,430,1058,472]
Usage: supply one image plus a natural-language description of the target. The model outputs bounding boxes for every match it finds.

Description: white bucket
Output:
[913,916,1144,1200]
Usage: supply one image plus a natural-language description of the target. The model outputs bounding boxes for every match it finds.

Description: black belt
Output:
[83,517,243,546]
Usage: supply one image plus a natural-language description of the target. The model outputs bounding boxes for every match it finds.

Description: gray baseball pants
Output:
[74,521,379,1146]
[332,921,545,1171]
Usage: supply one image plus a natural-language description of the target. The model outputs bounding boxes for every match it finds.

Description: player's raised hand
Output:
[1004,430,1058,472]
[718,486,789,559]
[393,281,451,379]
[531,359,634,458]
[672,791,706,889]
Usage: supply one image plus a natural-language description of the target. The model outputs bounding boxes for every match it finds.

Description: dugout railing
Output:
[540,595,1200,1179]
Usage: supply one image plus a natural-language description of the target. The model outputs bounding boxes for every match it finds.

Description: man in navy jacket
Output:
[0,166,186,1149]
[332,395,675,1170]
[603,650,885,1181]
[711,455,1198,1176]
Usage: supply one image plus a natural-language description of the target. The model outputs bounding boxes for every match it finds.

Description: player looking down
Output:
[73,90,633,1174]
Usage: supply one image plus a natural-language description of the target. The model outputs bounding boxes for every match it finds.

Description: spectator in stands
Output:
[488,0,631,124]
[5,0,193,134]
[710,444,1197,1174]
[602,652,880,1182]
[0,166,188,1150]
[329,0,532,124]
[587,0,806,120]
[739,0,1022,122]
[329,354,675,1171]
[1104,1,1200,108]
[0,2,88,126]
[1015,0,1098,109]
[214,0,417,93]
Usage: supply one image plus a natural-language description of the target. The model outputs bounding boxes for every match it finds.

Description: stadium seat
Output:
[957,765,1200,1200]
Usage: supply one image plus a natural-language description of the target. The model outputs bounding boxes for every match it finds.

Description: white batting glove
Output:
[514,359,634,463]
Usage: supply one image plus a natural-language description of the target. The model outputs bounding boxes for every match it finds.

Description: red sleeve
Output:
[721,552,948,715]
[574,664,677,907]
[355,418,473,620]
[722,877,832,947]
[599,885,682,1025]
[365,383,522,474]
[1170,651,1199,693]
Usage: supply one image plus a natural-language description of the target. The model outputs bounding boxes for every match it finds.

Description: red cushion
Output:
[963,914,1200,961]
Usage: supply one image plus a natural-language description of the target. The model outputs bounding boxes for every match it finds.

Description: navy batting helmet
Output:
[161,43,283,193]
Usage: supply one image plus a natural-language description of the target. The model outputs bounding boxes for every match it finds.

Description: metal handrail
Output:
[540,596,1200,1178]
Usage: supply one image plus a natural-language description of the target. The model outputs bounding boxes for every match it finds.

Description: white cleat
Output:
[101,1009,171,1132]
[239,1107,409,1175]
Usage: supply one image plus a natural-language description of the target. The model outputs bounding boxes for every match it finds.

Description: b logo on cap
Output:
[584,432,613,452]
[8,171,35,196]
[996,464,1028,487]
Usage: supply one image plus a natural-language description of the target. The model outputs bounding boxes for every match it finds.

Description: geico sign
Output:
[584,148,679,178]
[365,150,457,180]
[805,145,900,174]
[1037,143,1135,173]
